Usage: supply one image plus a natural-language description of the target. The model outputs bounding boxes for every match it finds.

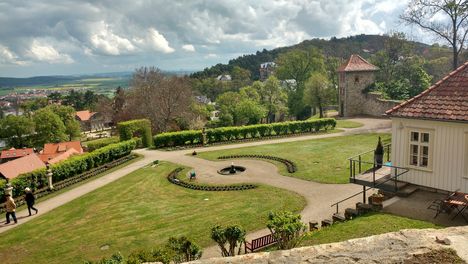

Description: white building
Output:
[386,62,468,193]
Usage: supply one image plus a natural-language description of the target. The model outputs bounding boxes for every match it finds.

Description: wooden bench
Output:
[244,233,277,253]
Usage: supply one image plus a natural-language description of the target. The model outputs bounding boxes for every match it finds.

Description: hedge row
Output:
[0,155,136,210]
[85,137,120,152]
[218,154,297,173]
[154,118,336,148]
[167,168,258,191]
[5,139,138,197]
[118,119,153,147]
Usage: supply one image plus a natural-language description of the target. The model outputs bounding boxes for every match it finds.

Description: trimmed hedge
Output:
[118,119,153,147]
[154,118,336,148]
[4,139,138,197]
[85,137,120,152]
[167,168,258,191]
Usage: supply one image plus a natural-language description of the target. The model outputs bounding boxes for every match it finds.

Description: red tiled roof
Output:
[0,148,34,159]
[75,110,96,121]
[386,61,468,122]
[43,141,83,155]
[0,154,46,180]
[337,54,379,72]
[48,148,79,164]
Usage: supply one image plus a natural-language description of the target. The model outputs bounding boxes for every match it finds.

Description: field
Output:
[0,162,305,264]
[3,77,130,97]
[197,133,391,184]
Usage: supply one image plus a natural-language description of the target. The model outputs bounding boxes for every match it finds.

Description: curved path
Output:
[0,118,390,258]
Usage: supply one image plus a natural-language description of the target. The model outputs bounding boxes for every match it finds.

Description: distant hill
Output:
[191,34,453,80]
[0,76,79,88]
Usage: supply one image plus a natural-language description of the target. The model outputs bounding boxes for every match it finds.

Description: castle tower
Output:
[337,55,379,117]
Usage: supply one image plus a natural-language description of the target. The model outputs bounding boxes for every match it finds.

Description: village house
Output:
[75,110,108,132]
[0,154,46,180]
[386,62,468,193]
[259,62,276,81]
[0,148,34,163]
[38,141,83,164]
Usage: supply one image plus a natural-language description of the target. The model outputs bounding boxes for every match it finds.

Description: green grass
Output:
[336,120,364,128]
[301,213,440,246]
[0,162,305,264]
[197,133,391,184]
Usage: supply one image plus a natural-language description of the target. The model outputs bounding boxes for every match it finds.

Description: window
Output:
[354,76,359,83]
[465,133,468,178]
[409,130,431,168]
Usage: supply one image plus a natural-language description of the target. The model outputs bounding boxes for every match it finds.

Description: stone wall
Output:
[339,71,400,117]
[188,226,468,264]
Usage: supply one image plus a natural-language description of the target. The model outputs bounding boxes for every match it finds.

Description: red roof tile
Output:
[0,148,34,159]
[386,61,468,122]
[43,141,83,155]
[75,110,96,121]
[48,148,79,164]
[0,154,46,180]
[337,54,379,72]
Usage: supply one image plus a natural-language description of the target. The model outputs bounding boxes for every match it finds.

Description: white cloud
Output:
[147,28,174,53]
[27,40,73,64]
[182,44,195,52]
[90,22,136,56]
[0,44,27,65]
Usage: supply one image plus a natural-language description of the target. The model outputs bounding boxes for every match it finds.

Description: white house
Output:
[386,62,468,193]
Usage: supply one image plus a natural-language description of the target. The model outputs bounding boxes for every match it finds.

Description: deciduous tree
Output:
[0,115,34,148]
[33,108,67,146]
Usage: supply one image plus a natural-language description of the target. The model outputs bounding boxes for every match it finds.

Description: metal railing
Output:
[330,144,410,214]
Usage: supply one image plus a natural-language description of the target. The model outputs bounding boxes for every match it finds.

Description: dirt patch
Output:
[405,249,466,264]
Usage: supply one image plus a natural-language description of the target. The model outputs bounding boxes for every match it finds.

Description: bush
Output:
[85,137,120,152]
[153,118,336,148]
[211,225,246,257]
[267,211,306,250]
[117,119,152,147]
[7,139,138,197]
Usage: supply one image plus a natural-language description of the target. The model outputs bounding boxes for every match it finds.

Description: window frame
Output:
[407,129,433,171]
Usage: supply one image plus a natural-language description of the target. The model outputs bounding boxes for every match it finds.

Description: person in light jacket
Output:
[5,194,17,224]
[25,187,38,216]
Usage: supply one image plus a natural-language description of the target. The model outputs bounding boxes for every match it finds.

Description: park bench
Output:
[244,233,277,253]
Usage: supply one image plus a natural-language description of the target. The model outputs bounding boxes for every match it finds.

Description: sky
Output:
[0,0,425,77]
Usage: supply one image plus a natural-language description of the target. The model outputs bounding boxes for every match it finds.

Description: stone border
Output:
[217,154,297,173]
[167,168,258,191]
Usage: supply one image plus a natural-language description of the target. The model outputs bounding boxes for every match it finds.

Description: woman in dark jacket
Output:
[24,188,38,216]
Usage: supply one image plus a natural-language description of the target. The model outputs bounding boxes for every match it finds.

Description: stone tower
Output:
[337,55,379,117]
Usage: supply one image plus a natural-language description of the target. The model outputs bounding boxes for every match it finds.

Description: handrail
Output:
[331,166,409,213]
[348,143,391,161]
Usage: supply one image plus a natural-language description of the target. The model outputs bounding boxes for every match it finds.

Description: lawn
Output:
[336,120,364,128]
[197,133,391,184]
[0,162,305,264]
[301,213,440,246]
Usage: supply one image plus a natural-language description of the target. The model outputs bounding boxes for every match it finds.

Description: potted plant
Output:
[374,137,384,169]
[370,193,384,205]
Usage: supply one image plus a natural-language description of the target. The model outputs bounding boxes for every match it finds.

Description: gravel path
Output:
[0,117,391,258]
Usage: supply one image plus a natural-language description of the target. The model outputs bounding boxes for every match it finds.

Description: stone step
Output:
[356,202,373,214]
[396,185,418,197]
[332,213,346,223]
[344,208,359,220]
[321,219,333,227]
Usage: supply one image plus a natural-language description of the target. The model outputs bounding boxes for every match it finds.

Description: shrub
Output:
[7,139,138,197]
[117,119,152,147]
[166,236,202,263]
[85,137,120,152]
[211,225,246,257]
[153,118,336,148]
[267,211,306,250]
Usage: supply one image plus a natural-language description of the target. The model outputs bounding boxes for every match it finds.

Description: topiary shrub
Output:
[117,119,152,147]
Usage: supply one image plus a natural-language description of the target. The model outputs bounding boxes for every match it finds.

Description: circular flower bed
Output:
[217,154,297,173]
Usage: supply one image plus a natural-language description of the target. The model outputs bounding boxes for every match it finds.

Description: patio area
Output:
[382,189,468,227]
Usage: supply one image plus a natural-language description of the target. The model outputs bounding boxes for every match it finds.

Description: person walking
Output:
[25,187,38,216]
[5,194,17,224]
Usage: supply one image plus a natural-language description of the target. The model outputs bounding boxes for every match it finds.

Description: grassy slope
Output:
[301,213,440,246]
[0,162,305,264]
[336,120,364,128]
[197,133,391,184]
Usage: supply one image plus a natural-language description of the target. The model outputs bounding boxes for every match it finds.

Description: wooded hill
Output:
[191,34,455,81]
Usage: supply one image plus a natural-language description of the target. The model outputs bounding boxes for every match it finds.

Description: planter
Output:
[370,194,384,205]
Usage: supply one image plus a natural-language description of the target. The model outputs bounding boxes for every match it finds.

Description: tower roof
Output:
[337,54,379,72]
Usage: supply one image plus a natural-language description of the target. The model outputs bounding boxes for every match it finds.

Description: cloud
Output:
[182,44,196,52]
[0,0,421,76]
[146,28,175,53]
[27,40,74,64]
[90,21,136,56]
